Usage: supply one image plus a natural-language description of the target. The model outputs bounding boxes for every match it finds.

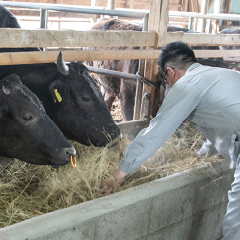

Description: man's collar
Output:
[186,63,201,73]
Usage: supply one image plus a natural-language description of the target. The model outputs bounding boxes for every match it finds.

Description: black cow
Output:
[91,19,236,121]
[0,6,120,147]
[0,74,76,167]
[0,5,20,28]
[0,53,120,147]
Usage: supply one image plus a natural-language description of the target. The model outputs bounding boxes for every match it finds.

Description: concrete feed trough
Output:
[0,159,234,240]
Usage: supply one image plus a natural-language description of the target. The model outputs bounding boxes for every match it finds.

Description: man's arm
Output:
[99,81,202,194]
[119,81,203,174]
[98,168,128,195]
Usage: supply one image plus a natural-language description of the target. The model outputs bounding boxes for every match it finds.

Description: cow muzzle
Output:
[64,146,76,159]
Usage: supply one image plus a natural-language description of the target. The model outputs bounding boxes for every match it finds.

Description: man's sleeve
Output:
[120,81,203,173]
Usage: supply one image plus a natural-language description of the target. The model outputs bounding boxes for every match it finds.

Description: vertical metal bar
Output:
[188,16,192,30]
[105,0,116,18]
[133,13,148,120]
[107,0,116,9]
[40,9,48,51]
[40,8,48,29]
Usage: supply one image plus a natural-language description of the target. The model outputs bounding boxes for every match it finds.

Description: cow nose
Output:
[111,127,121,139]
[64,146,76,158]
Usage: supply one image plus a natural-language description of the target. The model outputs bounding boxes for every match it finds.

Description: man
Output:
[99,41,240,239]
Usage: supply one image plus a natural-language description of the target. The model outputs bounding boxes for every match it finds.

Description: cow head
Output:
[45,52,120,147]
[0,74,76,168]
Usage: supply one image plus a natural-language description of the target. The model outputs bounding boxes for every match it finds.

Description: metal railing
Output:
[0,1,148,21]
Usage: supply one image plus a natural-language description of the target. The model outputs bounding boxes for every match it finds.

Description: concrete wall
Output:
[0,159,234,240]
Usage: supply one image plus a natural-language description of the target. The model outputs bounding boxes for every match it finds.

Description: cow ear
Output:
[48,80,68,103]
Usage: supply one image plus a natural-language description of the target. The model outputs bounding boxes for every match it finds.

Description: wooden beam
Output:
[0,28,239,49]
[160,32,240,47]
[0,28,155,48]
[194,49,240,58]
[169,17,189,22]
[0,50,161,65]
[0,49,239,65]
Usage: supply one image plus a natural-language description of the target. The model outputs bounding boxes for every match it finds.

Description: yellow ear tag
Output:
[54,89,62,102]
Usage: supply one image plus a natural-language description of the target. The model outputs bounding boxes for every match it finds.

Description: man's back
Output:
[174,63,240,160]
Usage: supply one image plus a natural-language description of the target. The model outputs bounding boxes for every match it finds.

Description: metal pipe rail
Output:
[169,10,240,22]
[1,2,239,22]
[87,65,137,85]
[0,1,148,18]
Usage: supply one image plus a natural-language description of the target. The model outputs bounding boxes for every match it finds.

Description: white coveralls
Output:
[119,63,240,239]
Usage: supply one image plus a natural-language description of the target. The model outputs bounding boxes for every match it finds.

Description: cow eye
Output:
[82,97,90,102]
[23,116,32,121]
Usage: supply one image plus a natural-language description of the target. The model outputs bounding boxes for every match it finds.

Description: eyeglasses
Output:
[158,66,168,84]
[158,66,175,84]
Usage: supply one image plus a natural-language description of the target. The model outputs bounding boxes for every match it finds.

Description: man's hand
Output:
[98,168,128,196]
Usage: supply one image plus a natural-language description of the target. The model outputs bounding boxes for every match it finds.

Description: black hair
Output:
[157,41,197,72]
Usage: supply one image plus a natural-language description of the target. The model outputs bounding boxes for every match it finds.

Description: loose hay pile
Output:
[0,122,222,228]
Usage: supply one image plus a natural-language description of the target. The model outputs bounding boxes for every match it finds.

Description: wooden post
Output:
[141,0,169,119]
[182,0,189,12]
[198,0,208,32]
[212,0,221,33]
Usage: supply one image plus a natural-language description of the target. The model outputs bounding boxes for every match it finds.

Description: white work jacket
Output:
[120,63,240,173]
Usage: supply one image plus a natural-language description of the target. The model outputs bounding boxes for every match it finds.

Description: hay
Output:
[0,121,222,228]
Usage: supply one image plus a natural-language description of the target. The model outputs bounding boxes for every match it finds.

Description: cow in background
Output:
[0,74,76,168]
